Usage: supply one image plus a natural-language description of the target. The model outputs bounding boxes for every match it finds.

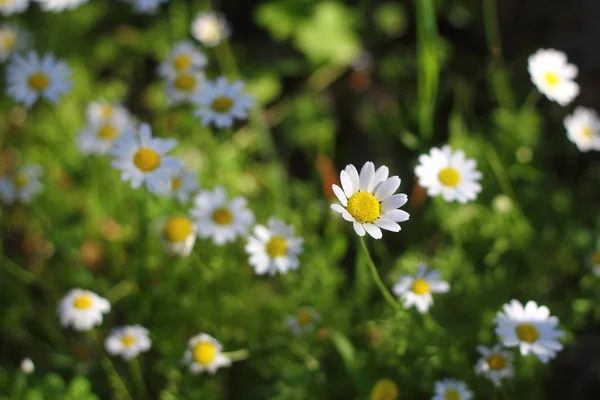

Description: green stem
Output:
[10,373,25,400]
[129,358,149,400]
[0,252,40,284]
[49,106,73,145]
[222,348,249,362]
[483,0,502,56]
[358,237,399,309]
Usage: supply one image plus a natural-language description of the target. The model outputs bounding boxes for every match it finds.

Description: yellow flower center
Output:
[266,236,287,258]
[211,96,233,113]
[544,72,560,87]
[346,192,381,224]
[98,124,118,139]
[211,207,233,225]
[445,390,460,400]
[0,31,16,50]
[164,216,193,243]
[133,148,160,172]
[582,126,594,139]
[296,310,312,327]
[72,294,93,310]
[101,105,113,119]
[592,251,600,265]
[120,335,136,347]
[411,278,430,295]
[173,54,192,70]
[369,379,399,400]
[0,0,14,5]
[487,354,506,370]
[175,74,196,91]
[28,72,50,91]
[12,173,29,188]
[193,342,217,366]
[438,167,461,187]
[172,177,182,191]
[516,323,539,343]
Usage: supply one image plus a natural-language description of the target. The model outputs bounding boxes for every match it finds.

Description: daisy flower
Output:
[166,70,206,106]
[330,161,410,239]
[369,379,399,400]
[78,108,134,155]
[392,263,449,313]
[245,217,303,276]
[35,0,89,12]
[110,123,183,194]
[591,248,600,277]
[105,325,152,360]
[191,12,230,47]
[192,76,254,128]
[432,379,473,400]
[86,102,133,126]
[158,40,207,79]
[58,288,110,331]
[161,215,197,257]
[0,164,43,205]
[0,0,29,15]
[287,307,320,337]
[161,167,199,202]
[191,186,255,245]
[494,300,564,363]
[474,344,514,387]
[563,106,600,152]
[123,0,169,13]
[6,51,71,108]
[20,358,34,374]
[183,333,231,375]
[528,49,579,106]
[415,145,482,203]
[0,25,29,63]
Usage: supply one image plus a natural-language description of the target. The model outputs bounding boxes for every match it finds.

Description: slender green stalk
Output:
[137,194,149,285]
[49,106,74,145]
[0,252,39,284]
[483,0,502,56]
[10,373,25,400]
[222,348,250,361]
[103,357,133,400]
[358,237,399,309]
[129,358,149,400]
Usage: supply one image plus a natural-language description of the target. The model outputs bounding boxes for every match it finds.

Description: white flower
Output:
[110,123,183,194]
[86,102,133,126]
[123,0,169,13]
[330,161,410,239]
[35,0,89,12]
[192,76,254,128]
[528,49,579,106]
[392,263,449,313]
[158,40,207,79]
[166,70,206,106]
[245,217,303,276]
[161,216,197,257]
[591,249,600,277]
[78,106,134,155]
[58,288,110,331]
[494,300,564,363]
[183,333,231,374]
[286,307,320,337]
[6,51,71,108]
[432,379,473,400]
[0,25,29,63]
[0,164,43,205]
[159,167,199,202]
[191,12,230,47]
[20,358,34,374]
[191,186,255,245]
[0,0,29,16]
[474,344,514,387]
[563,106,600,152]
[105,325,152,360]
[415,145,482,203]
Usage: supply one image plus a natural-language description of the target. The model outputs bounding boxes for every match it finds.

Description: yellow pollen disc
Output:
[582,126,594,139]
[172,177,182,190]
[101,105,113,119]
[592,251,600,265]
[487,354,506,370]
[212,207,233,225]
[445,390,459,400]
[12,173,29,188]
[438,167,461,187]
[175,74,196,91]
[411,278,430,295]
[98,124,118,139]
[266,236,287,258]
[0,0,13,5]
[173,54,192,70]
[346,192,381,224]
[120,335,136,347]
[28,72,50,91]
[193,342,217,366]
[164,216,193,243]
[369,379,399,400]
[1,32,16,50]
[211,96,233,113]
[516,323,539,343]
[296,310,312,327]
[544,72,560,87]
[133,148,160,172]
[72,294,93,310]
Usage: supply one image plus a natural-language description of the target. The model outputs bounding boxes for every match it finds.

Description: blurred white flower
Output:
[105,325,152,360]
[563,106,600,152]
[528,49,579,106]
[474,344,514,387]
[330,161,409,239]
[192,77,253,128]
[166,70,206,106]
[191,12,230,47]
[86,102,133,126]
[432,379,473,400]
[78,106,134,155]
[415,145,482,203]
[0,0,29,15]
[6,51,71,108]
[123,0,169,13]
[191,186,255,245]
[245,217,303,276]
[183,333,231,374]
[392,263,449,313]
[161,216,197,257]
[58,288,110,331]
[159,167,199,202]
[494,300,564,363]
[591,249,600,277]
[158,40,207,79]
[0,25,29,63]
[20,358,34,374]
[35,0,89,12]
[286,307,320,337]
[0,164,43,205]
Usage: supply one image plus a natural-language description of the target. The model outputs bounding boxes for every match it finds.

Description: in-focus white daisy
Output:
[432,379,473,400]
[563,106,600,152]
[192,77,254,128]
[78,108,134,155]
[160,167,199,202]
[528,49,579,106]
[191,12,230,47]
[392,263,449,313]
[166,70,206,106]
[58,288,110,331]
[183,333,231,375]
[286,307,320,337]
[0,164,43,205]
[330,161,410,239]
[35,0,89,12]
[474,344,514,387]
[158,40,207,79]
[20,358,34,374]
[123,0,169,13]
[105,325,152,360]
[161,215,197,257]
[415,145,482,203]
[0,0,29,16]
[0,25,29,63]
[86,102,133,126]
[6,51,71,108]
[245,217,303,276]
[110,123,183,194]
[494,300,564,363]
[191,186,255,245]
